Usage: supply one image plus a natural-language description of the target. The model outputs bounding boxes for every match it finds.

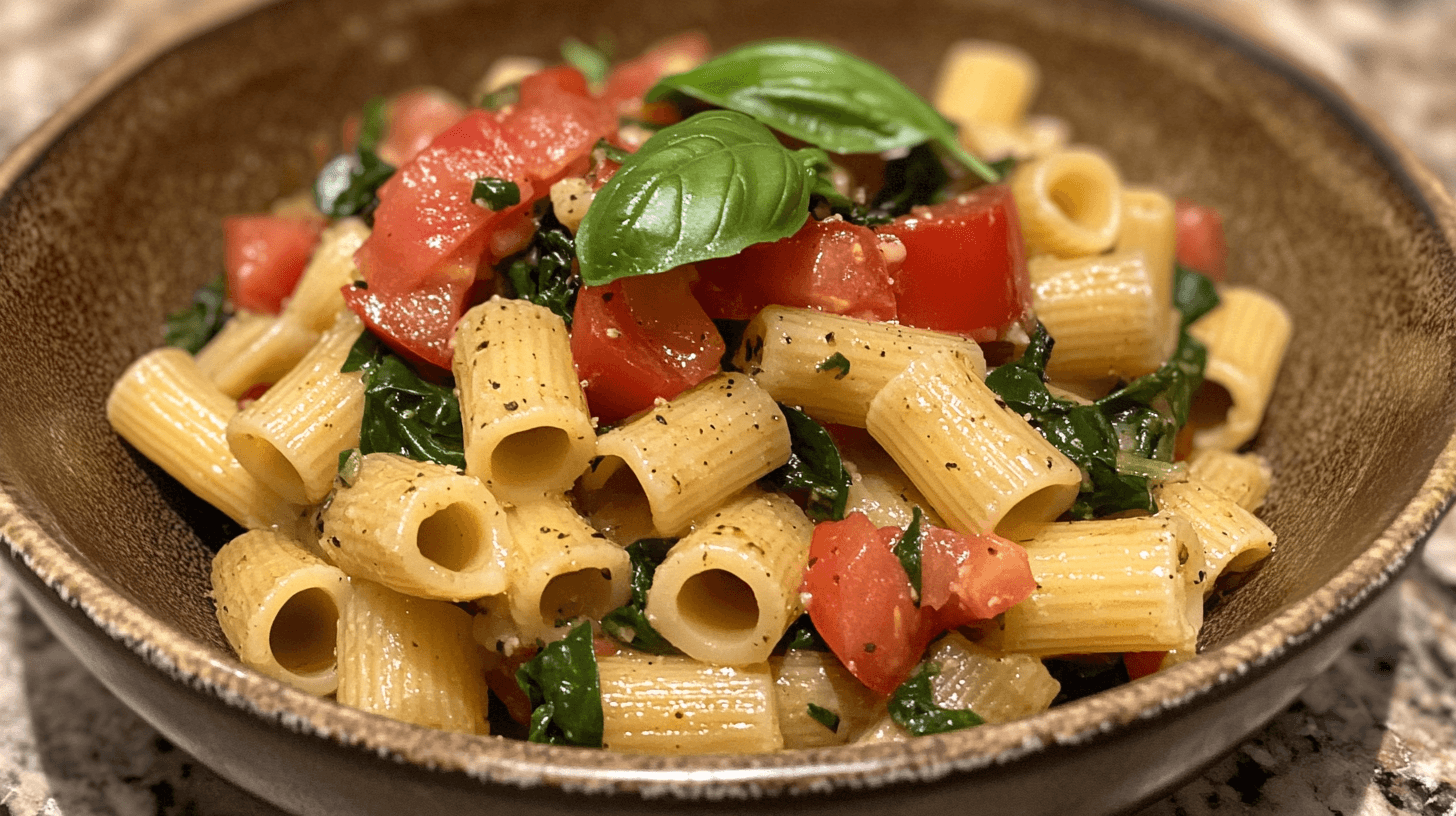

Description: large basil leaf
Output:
[648,39,997,183]
[576,110,820,285]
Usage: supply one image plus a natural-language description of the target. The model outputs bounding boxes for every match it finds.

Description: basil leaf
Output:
[502,208,580,328]
[355,96,389,154]
[562,37,612,86]
[807,703,841,733]
[163,274,228,353]
[776,614,829,652]
[1172,263,1220,328]
[515,622,604,747]
[472,177,521,211]
[600,538,681,654]
[478,83,519,111]
[816,352,851,379]
[314,98,396,220]
[648,39,997,183]
[576,110,820,285]
[341,332,466,468]
[764,404,850,522]
[888,662,985,737]
[891,506,924,604]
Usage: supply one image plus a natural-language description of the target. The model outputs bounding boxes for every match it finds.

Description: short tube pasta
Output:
[279,218,368,332]
[646,490,813,665]
[770,649,884,748]
[453,297,596,503]
[1029,251,1174,382]
[106,347,297,530]
[337,580,488,734]
[211,529,352,695]
[597,651,782,754]
[932,39,1039,127]
[1187,286,1293,451]
[320,452,509,601]
[577,372,791,539]
[226,312,365,505]
[866,349,1082,540]
[194,312,319,400]
[1010,147,1123,258]
[1115,186,1178,314]
[502,493,631,643]
[1155,480,1276,595]
[735,304,986,428]
[1185,449,1273,512]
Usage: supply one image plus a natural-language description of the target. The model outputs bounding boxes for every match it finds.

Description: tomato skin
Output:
[919,526,1036,628]
[1123,651,1168,680]
[223,215,324,314]
[1174,200,1227,282]
[340,238,479,372]
[342,88,468,167]
[802,513,928,695]
[875,184,1032,342]
[693,217,898,321]
[602,32,711,114]
[570,267,724,424]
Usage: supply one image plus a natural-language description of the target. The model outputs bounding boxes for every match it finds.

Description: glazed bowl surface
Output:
[2,0,1455,814]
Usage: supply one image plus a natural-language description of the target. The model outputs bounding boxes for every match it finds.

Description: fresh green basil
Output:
[807,703,841,733]
[816,352,851,380]
[600,538,681,655]
[891,506,924,604]
[341,331,466,469]
[593,138,630,165]
[575,111,822,285]
[163,274,228,353]
[503,209,580,327]
[516,622,604,747]
[888,661,985,736]
[314,98,396,221]
[776,614,829,652]
[764,404,851,522]
[472,177,521,211]
[561,37,612,85]
[648,39,997,183]
[1172,263,1220,328]
[336,448,362,487]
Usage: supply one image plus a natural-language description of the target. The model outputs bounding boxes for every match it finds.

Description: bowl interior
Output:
[2,0,1455,785]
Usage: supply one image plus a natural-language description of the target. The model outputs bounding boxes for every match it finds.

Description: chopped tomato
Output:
[340,238,479,372]
[693,216,898,321]
[483,646,538,726]
[875,184,1032,343]
[1174,200,1227,282]
[354,69,613,296]
[342,88,469,167]
[570,267,724,424]
[802,513,927,695]
[1123,651,1168,680]
[919,526,1036,629]
[223,214,324,314]
[602,32,711,116]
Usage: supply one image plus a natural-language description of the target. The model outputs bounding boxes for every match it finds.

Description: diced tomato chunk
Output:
[875,184,1032,343]
[693,217,898,321]
[341,88,469,167]
[602,32,711,115]
[1123,651,1168,680]
[919,526,1036,629]
[570,267,724,424]
[223,214,324,314]
[1174,200,1227,282]
[518,65,594,102]
[802,513,928,695]
[340,247,476,373]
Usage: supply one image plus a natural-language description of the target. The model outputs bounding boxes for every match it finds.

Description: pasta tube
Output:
[1188,286,1293,451]
[502,494,631,643]
[598,651,782,754]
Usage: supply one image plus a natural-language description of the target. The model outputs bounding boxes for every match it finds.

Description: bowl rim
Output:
[3,0,1456,799]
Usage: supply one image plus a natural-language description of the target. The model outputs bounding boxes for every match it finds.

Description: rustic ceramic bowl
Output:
[3,0,1455,813]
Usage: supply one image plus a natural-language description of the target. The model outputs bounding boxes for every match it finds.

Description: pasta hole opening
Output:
[540,568,616,625]
[578,458,655,543]
[1187,381,1233,436]
[997,483,1077,541]
[417,502,485,572]
[492,426,572,488]
[676,569,759,637]
[1048,170,1112,233]
[230,433,307,505]
[270,588,339,676]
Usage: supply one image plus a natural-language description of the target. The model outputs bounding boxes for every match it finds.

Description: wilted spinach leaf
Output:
[341,331,465,468]
[314,97,396,221]
[502,208,580,327]
[516,622,604,746]
[888,661,985,736]
[600,538,681,654]
[891,506,924,604]
[764,404,850,522]
[163,274,228,353]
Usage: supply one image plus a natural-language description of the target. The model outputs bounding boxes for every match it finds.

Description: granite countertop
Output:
[3,1,1456,814]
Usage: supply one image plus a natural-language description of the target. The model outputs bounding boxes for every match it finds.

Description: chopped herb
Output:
[593,138,630,165]
[892,506,924,604]
[336,448,362,487]
[561,37,612,86]
[986,156,1019,179]
[600,538,681,654]
[776,614,829,652]
[163,274,228,353]
[472,176,522,211]
[341,332,466,468]
[1172,263,1220,328]
[816,352,851,379]
[515,622,604,747]
[888,662,985,736]
[478,83,519,111]
[314,97,396,221]
[502,208,580,327]
[763,404,851,522]
[807,703,841,733]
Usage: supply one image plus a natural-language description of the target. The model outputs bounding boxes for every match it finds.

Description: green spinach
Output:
[763,404,850,522]
[502,209,580,327]
[515,622,604,747]
[163,274,228,353]
[891,506,924,604]
[888,661,985,736]
[600,538,681,654]
[807,703,841,733]
[314,97,396,221]
[341,331,466,469]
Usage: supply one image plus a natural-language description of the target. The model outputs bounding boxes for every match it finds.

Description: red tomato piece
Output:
[340,88,468,166]
[236,382,271,410]
[875,184,1032,343]
[693,217,898,321]
[601,31,711,115]
[340,256,475,372]
[1174,200,1227,282]
[802,513,929,695]
[570,267,724,425]
[918,525,1036,629]
[1123,651,1168,680]
[223,214,324,314]
[518,65,593,102]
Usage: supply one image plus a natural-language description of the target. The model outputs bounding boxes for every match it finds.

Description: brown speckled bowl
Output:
[3,0,1455,814]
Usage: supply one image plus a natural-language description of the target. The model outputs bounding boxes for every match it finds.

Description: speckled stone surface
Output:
[2,1,1455,814]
